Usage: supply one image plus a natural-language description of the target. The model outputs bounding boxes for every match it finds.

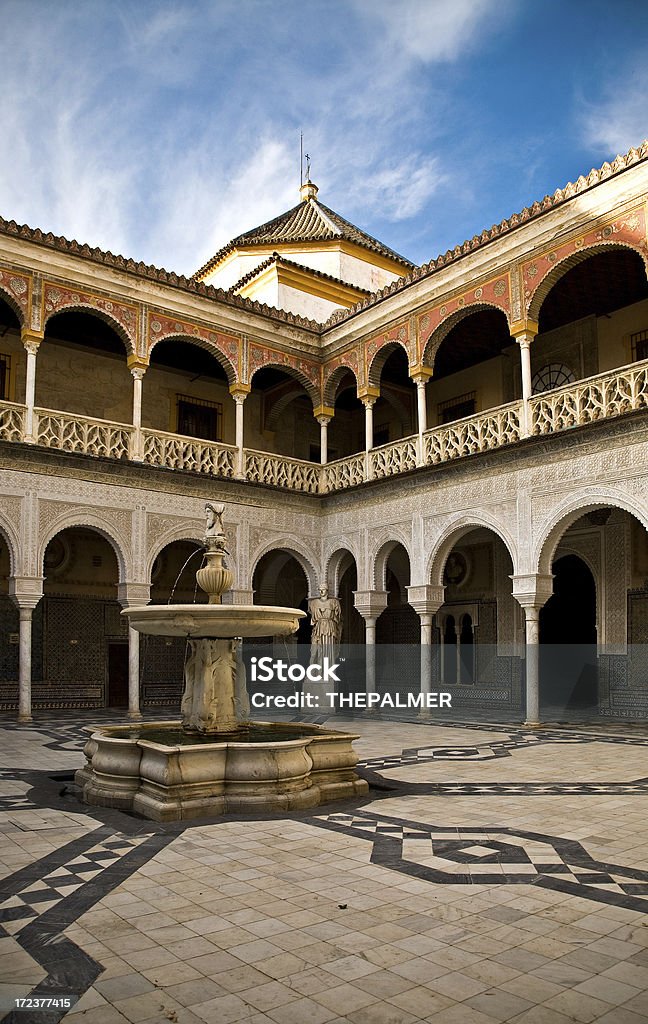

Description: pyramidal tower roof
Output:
[193,180,415,280]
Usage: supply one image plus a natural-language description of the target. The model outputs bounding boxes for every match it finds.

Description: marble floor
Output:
[1,712,648,1023]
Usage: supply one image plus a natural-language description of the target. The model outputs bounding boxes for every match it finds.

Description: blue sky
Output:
[1,0,647,276]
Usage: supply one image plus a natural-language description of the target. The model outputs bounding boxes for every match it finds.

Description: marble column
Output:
[511,573,554,727]
[230,387,249,480]
[118,583,151,720]
[354,590,388,703]
[512,324,538,438]
[21,330,43,444]
[408,585,445,716]
[9,577,44,724]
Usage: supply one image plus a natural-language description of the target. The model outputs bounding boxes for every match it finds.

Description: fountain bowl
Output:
[123,604,304,638]
[76,720,369,821]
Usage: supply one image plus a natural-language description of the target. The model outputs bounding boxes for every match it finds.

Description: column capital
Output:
[409,365,433,384]
[406,584,445,615]
[314,405,334,420]
[510,573,553,610]
[353,589,388,620]
[358,387,380,405]
[9,576,44,609]
[510,319,539,343]
[229,383,251,402]
[21,328,44,354]
[127,357,148,380]
[117,582,151,608]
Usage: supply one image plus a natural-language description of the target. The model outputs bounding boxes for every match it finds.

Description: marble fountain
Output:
[76,503,367,821]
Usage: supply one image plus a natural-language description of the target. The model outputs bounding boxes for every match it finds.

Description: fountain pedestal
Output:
[76,501,368,820]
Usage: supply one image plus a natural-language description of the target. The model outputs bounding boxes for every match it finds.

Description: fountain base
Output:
[76,720,368,821]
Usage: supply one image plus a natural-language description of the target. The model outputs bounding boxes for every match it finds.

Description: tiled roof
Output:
[323,140,648,329]
[192,197,415,280]
[229,251,372,297]
[0,216,322,332]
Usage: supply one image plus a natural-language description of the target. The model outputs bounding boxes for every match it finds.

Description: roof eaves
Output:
[322,139,648,331]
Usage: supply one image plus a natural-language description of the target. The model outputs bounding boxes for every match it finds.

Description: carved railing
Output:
[423,402,523,465]
[142,428,235,477]
[244,449,320,494]
[531,361,648,435]
[370,436,419,478]
[35,408,133,459]
[0,400,24,442]
[323,452,366,491]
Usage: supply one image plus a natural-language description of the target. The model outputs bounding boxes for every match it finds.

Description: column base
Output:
[17,714,33,723]
[522,719,542,728]
[127,710,143,721]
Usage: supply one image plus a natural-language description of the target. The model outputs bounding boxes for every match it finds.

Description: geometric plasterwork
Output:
[147,310,240,383]
[247,531,320,594]
[43,282,138,354]
[0,267,30,325]
[247,341,320,399]
[0,495,22,572]
[37,500,132,581]
[524,205,648,319]
[417,273,511,358]
[365,321,413,384]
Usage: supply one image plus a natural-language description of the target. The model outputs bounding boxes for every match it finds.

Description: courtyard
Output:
[1,712,648,1024]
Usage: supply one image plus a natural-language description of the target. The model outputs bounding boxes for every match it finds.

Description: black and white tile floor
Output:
[1,713,648,1023]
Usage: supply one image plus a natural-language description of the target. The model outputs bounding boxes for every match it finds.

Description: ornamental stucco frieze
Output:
[43,281,138,352]
[365,321,413,384]
[322,347,362,399]
[417,273,511,360]
[524,205,648,318]
[36,498,133,579]
[0,267,30,325]
[147,310,240,383]
[247,342,320,398]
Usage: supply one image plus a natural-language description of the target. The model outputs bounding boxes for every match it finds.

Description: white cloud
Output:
[580,61,648,156]
[353,0,499,63]
[0,0,504,273]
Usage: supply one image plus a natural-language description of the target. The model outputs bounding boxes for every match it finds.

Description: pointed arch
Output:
[323,363,360,406]
[367,340,411,388]
[0,283,26,328]
[249,362,319,408]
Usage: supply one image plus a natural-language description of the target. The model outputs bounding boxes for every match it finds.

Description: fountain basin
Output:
[123,604,304,638]
[76,720,368,821]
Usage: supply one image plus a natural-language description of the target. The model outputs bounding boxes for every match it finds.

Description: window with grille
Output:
[437,392,476,424]
[0,354,9,400]
[531,363,575,394]
[176,395,222,441]
[631,329,648,362]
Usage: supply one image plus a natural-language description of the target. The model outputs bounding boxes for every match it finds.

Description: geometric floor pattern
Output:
[2,712,648,1023]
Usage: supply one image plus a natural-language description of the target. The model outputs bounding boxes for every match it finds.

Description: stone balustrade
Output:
[244,449,320,493]
[0,400,24,442]
[423,401,523,465]
[3,361,646,493]
[531,361,648,435]
[322,452,366,491]
[142,428,235,477]
[35,408,133,459]
[370,436,419,478]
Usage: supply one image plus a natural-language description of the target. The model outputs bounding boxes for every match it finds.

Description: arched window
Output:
[531,363,575,395]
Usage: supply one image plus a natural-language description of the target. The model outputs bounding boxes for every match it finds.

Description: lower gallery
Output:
[2,146,648,1020]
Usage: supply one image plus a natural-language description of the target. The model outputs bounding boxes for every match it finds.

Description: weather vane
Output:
[305,152,311,180]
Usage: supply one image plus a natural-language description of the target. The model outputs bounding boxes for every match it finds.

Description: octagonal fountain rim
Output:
[82,720,362,752]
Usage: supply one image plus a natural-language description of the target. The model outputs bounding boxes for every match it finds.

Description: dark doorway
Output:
[107,643,129,707]
[540,555,598,709]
